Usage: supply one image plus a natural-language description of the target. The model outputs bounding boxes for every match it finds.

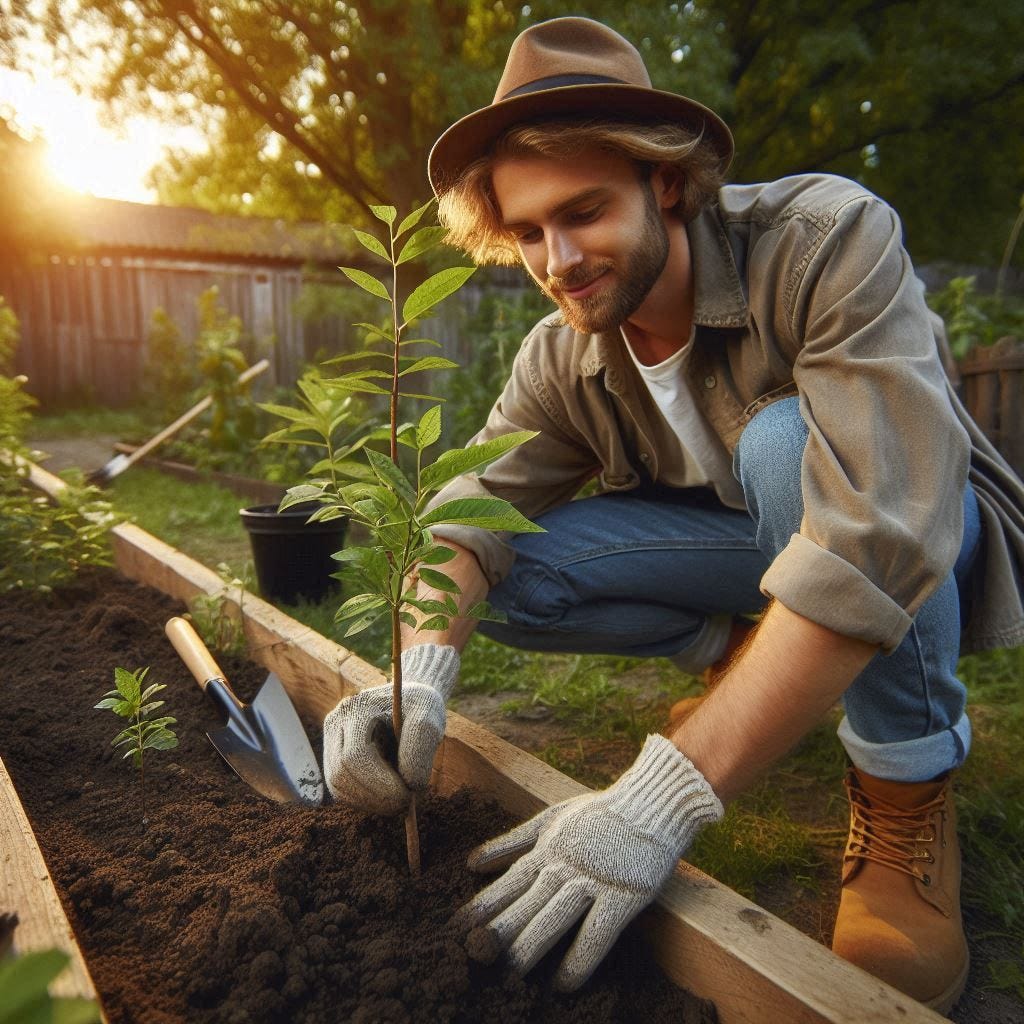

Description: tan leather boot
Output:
[667,617,757,727]
[832,767,969,1014]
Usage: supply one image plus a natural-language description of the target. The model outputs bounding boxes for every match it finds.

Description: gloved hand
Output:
[323,643,459,814]
[458,734,723,991]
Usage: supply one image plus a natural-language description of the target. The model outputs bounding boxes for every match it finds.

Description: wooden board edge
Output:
[0,756,107,1017]
[25,461,945,1023]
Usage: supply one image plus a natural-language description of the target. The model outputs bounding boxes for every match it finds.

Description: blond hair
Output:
[437,120,725,266]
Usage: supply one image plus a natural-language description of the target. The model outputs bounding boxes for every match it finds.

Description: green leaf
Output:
[257,401,313,423]
[114,666,142,704]
[396,198,435,237]
[337,593,388,620]
[330,378,391,396]
[341,613,385,638]
[364,449,416,506]
[402,266,476,324]
[417,614,452,632]
[398,337,442,349]
[421,497,545,532]
[417,543,457,565]
[417,567,460,593]
[468,600,508,624]
[397,225,446,264]
[377,522,415,551]
[339,266,390,301]
[0,948,69,1019]
[369,204,397,226]
[397,356,459,376]
[351,228,388,260]
[398,390,446,402]
[417,406,442,450]
[399,611,418,630]
[279,485,325,511]
[420,430,539,493]
[52,996,103,1024]
[396,423,419,449]
[353,321,395,342]
[321,349,393,366]
[404,597,451,616]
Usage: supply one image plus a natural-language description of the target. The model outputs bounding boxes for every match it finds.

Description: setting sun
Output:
[0,62,204,203]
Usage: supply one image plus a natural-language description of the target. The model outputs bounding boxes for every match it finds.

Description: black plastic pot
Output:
[239,502,347,604]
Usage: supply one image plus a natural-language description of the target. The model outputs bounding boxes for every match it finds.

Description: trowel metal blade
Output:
[207,673,324,806]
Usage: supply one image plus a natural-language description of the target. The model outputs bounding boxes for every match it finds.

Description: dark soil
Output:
[0,569,716,1024]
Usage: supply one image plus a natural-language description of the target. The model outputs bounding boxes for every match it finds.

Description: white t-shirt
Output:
[623,329,747,510]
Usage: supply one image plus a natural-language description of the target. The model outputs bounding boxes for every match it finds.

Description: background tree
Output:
[4,1,1021,265]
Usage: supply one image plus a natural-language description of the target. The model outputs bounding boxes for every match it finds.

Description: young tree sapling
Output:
[264,200,543,873]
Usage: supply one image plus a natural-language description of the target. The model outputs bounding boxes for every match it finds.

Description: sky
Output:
[0,56,204,204]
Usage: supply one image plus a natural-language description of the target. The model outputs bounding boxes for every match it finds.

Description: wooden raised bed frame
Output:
[4,462,946,1024]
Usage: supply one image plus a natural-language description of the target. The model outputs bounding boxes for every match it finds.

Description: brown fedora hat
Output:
[428,17,733,195]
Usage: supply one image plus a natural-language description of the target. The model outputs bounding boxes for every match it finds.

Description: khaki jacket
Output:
[431,174,1024,654]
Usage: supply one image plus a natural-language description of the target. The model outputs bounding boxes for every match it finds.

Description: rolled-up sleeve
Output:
[759,195,971,651]
[426,331,598,584]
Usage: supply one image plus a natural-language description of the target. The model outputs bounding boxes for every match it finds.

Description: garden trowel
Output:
[165,616,324,806]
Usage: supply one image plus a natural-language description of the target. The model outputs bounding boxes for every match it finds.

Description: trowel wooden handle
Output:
[165,617,224,690]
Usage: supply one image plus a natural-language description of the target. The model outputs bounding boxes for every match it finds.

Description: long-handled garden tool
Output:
[87,358,270,485]
[165,616,324,806]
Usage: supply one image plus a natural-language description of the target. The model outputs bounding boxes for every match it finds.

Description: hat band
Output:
[501,73,628,100]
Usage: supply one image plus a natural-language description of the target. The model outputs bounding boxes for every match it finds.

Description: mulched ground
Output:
[0,569,716,1024]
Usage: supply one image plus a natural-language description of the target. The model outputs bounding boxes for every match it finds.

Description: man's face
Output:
[490,148,671,334]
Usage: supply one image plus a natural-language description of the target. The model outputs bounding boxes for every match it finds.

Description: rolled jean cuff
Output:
[668,613,732,675]
[837,712,972,782]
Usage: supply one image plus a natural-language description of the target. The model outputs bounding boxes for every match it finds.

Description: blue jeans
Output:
[480,397,982,782]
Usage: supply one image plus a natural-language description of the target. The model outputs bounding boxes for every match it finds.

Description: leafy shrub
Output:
[446,290,553,446]
[927,276,1024,360]
[0,298,116,593]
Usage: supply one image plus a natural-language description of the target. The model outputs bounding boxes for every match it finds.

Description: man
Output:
[323,17,1024,1012]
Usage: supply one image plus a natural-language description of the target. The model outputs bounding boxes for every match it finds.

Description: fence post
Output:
[958,335,1024,478]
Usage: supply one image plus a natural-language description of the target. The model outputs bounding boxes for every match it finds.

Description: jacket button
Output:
[704,375,717,389]
[640,452,650,463]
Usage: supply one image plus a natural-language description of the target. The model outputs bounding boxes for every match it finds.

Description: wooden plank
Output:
[999,365,1024,478]
[0,756,106,1016]
[24,462,945,1023]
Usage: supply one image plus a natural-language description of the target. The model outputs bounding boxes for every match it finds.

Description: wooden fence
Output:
[959,335,1024,479]
[0,255,529,407]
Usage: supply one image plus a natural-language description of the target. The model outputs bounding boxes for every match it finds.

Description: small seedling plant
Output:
[188,560,255,657]
[264,200,542,873]
[95,667,178,826]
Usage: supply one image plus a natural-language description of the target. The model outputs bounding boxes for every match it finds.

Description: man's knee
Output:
[735,396,807,548]
[486,557,576,628]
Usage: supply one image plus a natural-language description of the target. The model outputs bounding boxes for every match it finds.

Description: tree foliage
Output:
[3,1,1021,263]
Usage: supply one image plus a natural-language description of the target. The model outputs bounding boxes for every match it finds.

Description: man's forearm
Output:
[669,600,878,803]
[401,540,490,653]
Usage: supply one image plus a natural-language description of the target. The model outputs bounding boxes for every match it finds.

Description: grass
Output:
[100,461,1024,999]
[109,468,254,571]
[27,404,153,441]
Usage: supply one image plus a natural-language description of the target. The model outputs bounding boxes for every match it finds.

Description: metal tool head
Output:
[206,672,324,806]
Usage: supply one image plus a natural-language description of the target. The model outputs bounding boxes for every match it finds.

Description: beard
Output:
[541,185,670,334]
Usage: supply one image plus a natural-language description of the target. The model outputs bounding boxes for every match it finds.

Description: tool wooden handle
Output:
[165,617,224,691]
[129,358,270,466]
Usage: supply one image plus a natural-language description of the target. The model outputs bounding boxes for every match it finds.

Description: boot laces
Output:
[846,775,945,886]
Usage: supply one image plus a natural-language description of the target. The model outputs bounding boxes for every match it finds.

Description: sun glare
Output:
[1,63,203,204]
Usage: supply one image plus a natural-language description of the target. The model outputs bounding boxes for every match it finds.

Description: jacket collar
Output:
[578,200,749,378]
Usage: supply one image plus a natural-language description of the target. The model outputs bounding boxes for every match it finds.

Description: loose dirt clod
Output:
[0,570,718,1024]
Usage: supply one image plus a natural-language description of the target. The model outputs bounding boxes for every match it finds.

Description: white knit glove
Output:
[323,643,459,815]
[459,734,723,991]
